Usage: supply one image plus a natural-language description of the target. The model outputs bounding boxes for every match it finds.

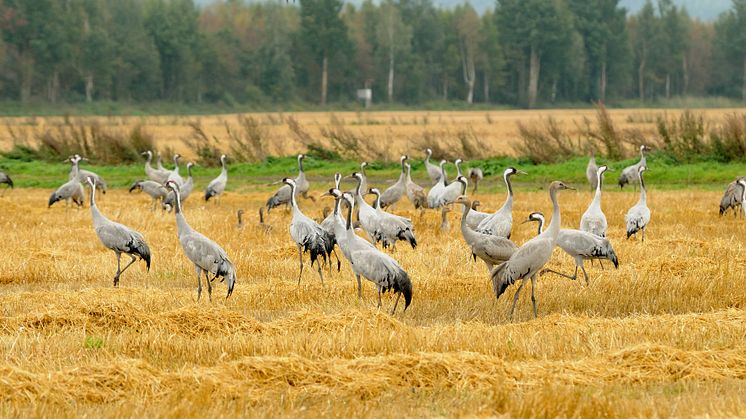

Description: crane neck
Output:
[592,171,603,205]
[455,162,462,177]
[406,165,412,181]
[638,172,647,204]
[220,159,227,175]
[288,182,299,212]
[535,218,545,236]
[460,201,471,230]
[345,199,353,231]
[500,173,514,212]
[187,165,193,179]
[373,193,381,210]
[441,165,449,186]
[544,188,562,241]
[333,195,341,216]
[298,157,304,173]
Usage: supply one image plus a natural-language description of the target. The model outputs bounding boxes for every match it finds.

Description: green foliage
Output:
[84,336,105,350]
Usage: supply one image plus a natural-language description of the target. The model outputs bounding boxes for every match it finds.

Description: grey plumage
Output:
[283,178,329,284]
[166,154,185,186]
[719,177,746,216]
[379,156,408,208]
[424,148,441,185]
[625,165,651,241]
[456,195,517,272]
[580,165,609,237]
[86,178,151,286]
[527,212,618,285]
[205,154,228,201]
[619,145,651,188]
[141,151,170,184]
[369,187,417,249]
[468,167,483,193]
[491,181,573,319]
[464,199,490,229]
[404,163,427,209]
[129,180,168,210]
[166,181,236,301]
[586,153,598,191]
[476,167,526,238]
[163,162,194,210]
[426,160,449,208]
[69,155,107,194]
[267,154,312,211]
[49,158,84,208]
[0,170,13,194]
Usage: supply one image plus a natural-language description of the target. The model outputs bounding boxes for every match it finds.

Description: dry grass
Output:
[1,109,744,161]
[0,181,745,416]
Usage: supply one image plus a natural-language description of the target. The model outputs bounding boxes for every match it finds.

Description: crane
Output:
[380,155,408,208]
[625,165,651,241]
[424,148,442,184]
[586,151,598,191]
[468,167,483,194]
[69,155,107,194]
[476,167,526,238]
[524,211,619,285]
[404,163,427,210]
[205,154,228,202]
[166,181,236,301]
[369,187,417,249]
[427,160,449,208]
[141,151,170,184]
[163,162,194,211]
[166,154,184,186]
[86,177,151,286]
[283,178,330,285]
[619,145,651,189]
[580,165,609,237]
[49,157,85,208]
[719,177,746,217]
[491,181,574,319]
[129,180,168,210]
[455,195,517,272]
[266,154,313,212]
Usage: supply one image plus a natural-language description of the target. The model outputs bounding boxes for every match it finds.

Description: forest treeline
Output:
[0,0,745,108]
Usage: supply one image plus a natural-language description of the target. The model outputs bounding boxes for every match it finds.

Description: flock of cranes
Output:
[0,140,742,319]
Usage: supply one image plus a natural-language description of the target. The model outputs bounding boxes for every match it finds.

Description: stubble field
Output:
[0,178,745,416]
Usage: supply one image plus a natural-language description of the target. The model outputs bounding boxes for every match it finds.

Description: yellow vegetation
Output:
[0,185,745,416]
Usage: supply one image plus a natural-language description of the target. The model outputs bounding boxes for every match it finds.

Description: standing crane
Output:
[455,195,517,272]
[129,180,168,210]
[167,154,185,186]
[404,163,427,210]
[427,160,449,208]
[319,174,345,273]
[435,175,468,208]
[468,167,483,194]
[491,181,574,319]
[163,162,194,211]
[0,170,13,195]
[283,178,330,285]
[339,191,412,313]
[618,145,651,188]
[476,167,526,238]
[49,157,85,208]
[580,165,609,237]
[166,181,236,301]
[86,177,151,286]
[586,151,598,191]
[464,199,490,229]
[266,154,314,212]
[380,155,408,208]
[369,188,417,248]
[156,152,167,171]
[719,177,746,217]
[625,165,651,241]
[70,155,107,194]
[524,212,618,285]
[424,148,442,184]
[141,151,170,184]
[205,154,228,202]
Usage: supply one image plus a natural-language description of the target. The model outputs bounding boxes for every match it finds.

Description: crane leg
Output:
[377,287,382,309]
[204,270,213,302]
[113,252,122,286]
[297,244,304,285]
[333,249,341,272]
[540,266,577,281]
[356,274,362,299]
[530,275,538,319]
[581,264,590,286]
[316,262,324,285]
[391,292,401,315]
[116,254,138,285]
[642,227,646,242]
[599,260,605,270]
[195,266,202,302]
[509,279,527,320]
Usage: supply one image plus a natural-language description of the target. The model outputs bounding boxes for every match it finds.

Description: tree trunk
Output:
[47,71,60,103]
[599,60,607,103]
[85,74,94,102]
[528,45,540,109]
[387,49,394,102]
[483,72,489,103]
[682,55,689,96]
[638,57,645,101]
[19,52,33,103]
[442,78,448,101]
[550,79,557,103]
[321,54,328,106]
[665,73,671,99]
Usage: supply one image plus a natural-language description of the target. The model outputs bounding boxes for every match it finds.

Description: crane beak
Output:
[268,179,284,186]
[517,170,528,175]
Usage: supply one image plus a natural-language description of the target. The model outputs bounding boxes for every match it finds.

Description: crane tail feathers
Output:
[490,262,510,300]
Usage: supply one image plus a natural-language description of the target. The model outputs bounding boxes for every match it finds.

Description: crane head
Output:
[320,188,341,199]
[129,181,143,193]
[640,144,652,152]
[141,150,152,157]
[550,181,574,192]
[297,154,305,161]
[471,200,480,210]
[455,158,462,166]
[638,165,648,174]
[456,175,468,187]
[439,160,447,167]
[368,188,381,196]
[400,155,408,162]
[598,165,609,175]
[522,211,545,225]
[165,180,181,191]
[173,154,182,162]
[282,177,296,187]
[426,148,432,156]
[85,176,96,187]
[454,195,470,206]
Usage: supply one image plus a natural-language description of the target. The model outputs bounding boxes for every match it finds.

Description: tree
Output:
[477,12,503,103]
[713,0,746,101]
[376,0,411,102]
[629,1,661,101]
[453,4,479,103]
[299,0,353,105]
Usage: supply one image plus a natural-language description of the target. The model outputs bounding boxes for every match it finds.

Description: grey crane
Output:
[468,167,483,194]
[580,165,609,237]
[427,160,449,208]
[49,157,85,208]
[166,180,236,301]
[70,155,107,194]
[404,163,427,210]
[129,180,168,210]
[435,175,468,208]
[0,170,12,195]
[166,154,185,186]
[719,177,746,216]
[525,211,618,285]
[464,199,490,229]
[355,162,369,196]
[455,195,517,272]
[205,154,228,202]
[337,191,412,312]
[380,155,408,208]
[283,177,330,284]
[491,181,574,319]
[367,186,417,249]
[586,151,598,191]
[237,208,271,232]
[625,165,651,241]
[619,145,651,188]
[476,167,526,238]
[424,148,442,184]
[156,152,167,171]
[163,162,194,210]
[141,151,170,184]
[266,154,314,212]
[319,174,344,273]
[86,177,151,286]
[440,206,451,231]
